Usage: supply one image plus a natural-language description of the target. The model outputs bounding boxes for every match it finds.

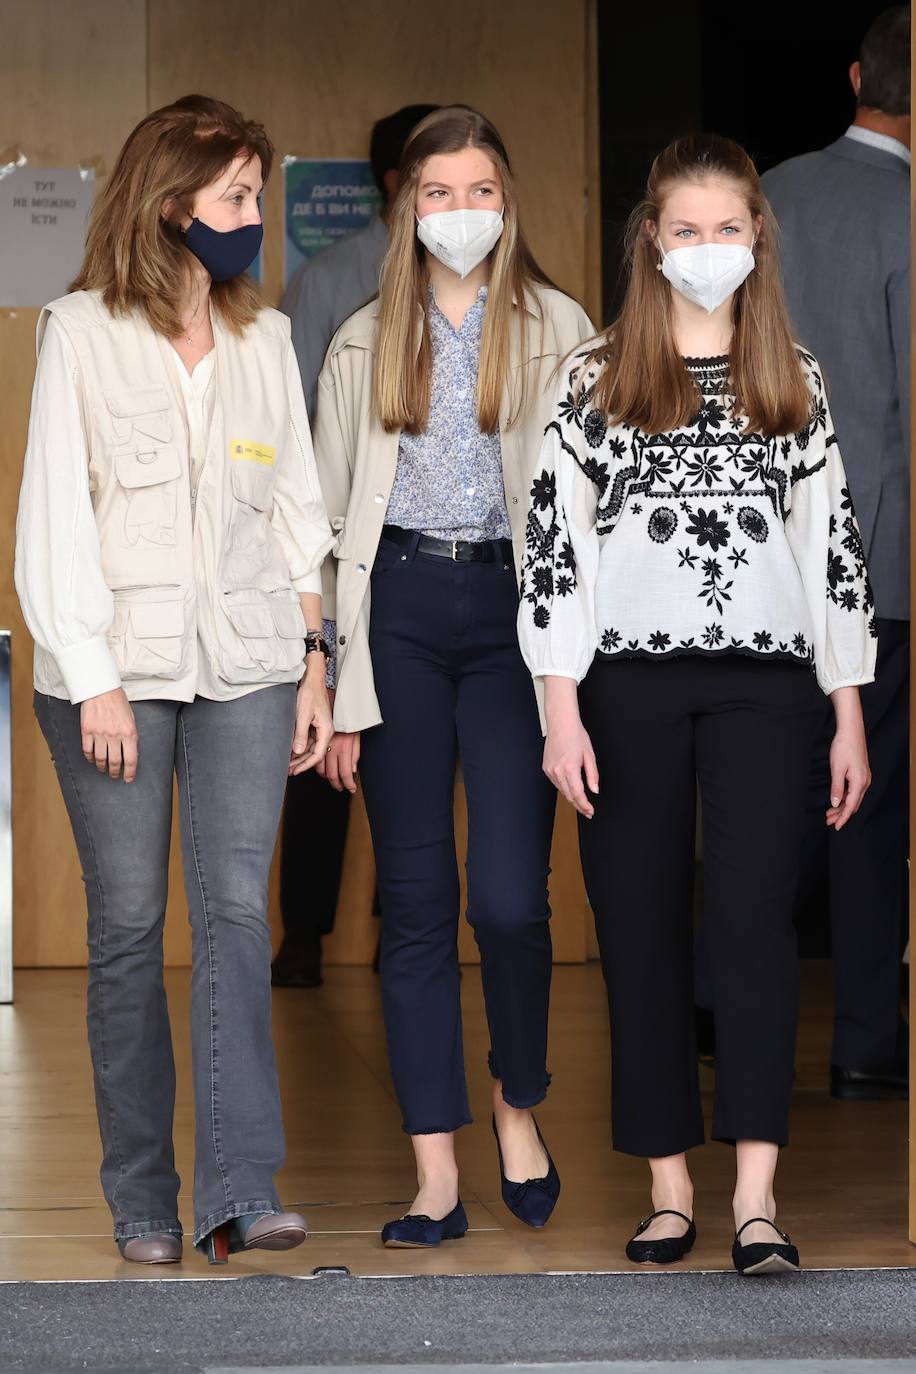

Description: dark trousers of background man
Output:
[276,773,352,985]
[794,618,910,1073]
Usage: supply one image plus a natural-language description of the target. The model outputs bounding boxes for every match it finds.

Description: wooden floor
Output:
[0,961,910,1281]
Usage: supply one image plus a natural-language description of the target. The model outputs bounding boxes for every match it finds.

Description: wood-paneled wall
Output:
[0,0,599,967]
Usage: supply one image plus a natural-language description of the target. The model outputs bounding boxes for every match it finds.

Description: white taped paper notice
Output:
[0,166,94,307]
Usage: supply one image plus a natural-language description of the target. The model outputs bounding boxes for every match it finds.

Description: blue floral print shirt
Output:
[385,286,511,542]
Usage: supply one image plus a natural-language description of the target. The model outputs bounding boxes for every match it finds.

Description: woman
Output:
[312,106,594,1246]
[518,133,875,1276]
[15,95,333,1266]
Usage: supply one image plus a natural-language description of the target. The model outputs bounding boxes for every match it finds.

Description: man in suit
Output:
[273,105,437,988]
[762,5,910,1098]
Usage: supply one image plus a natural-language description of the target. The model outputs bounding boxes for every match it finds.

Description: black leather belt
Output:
[381,524,513,564]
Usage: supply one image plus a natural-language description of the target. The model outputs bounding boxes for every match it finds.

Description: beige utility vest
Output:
[37,290,315,701]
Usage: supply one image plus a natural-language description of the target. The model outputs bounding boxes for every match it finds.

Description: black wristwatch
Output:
[304,632,331,660]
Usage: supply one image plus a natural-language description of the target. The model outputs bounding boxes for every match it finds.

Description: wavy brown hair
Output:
[587,134,810,437]
[71,94,273,338]
[374,105,555,434]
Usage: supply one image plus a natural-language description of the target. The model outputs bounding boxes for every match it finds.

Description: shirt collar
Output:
[844,124,911,166]
[424,282,541,318]
[427,283,488,333]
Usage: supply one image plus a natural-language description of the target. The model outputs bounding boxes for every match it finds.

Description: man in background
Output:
[272,104,438,987]
[281,104,438,420]
[762,5,910,1098]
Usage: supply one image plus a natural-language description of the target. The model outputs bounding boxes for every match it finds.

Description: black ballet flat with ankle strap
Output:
[732,1217,800,1276]
[625,1208,696,1264]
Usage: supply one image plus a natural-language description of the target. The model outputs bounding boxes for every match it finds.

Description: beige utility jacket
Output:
[15,289,333,704]
[313,285,595,732]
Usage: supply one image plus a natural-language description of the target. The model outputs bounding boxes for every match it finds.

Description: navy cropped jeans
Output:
[359,534,557,1135]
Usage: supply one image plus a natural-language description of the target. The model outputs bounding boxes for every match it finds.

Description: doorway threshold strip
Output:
[0,1270,914,1370]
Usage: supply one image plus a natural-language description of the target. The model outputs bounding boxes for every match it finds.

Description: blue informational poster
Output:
[283,157,382,287]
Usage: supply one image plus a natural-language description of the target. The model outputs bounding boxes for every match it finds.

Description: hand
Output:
[543,676,599,818]
[80,688,138,782]
[289,658,334,775]
[319,730,361,793]
[826,687,871,831]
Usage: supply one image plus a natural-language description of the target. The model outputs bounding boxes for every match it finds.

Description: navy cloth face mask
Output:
[181,218,263,282]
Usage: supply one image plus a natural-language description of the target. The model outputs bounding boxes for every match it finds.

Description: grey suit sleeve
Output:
[278,266,336,426]
[888,255,910,468]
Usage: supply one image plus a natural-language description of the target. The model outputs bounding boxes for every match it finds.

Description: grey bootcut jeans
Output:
[35,684,296,1249]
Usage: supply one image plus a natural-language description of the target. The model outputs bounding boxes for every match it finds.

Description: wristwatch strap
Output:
[304,632,331,659]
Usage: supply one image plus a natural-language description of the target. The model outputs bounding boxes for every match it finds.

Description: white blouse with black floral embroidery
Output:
[517,350,877,696]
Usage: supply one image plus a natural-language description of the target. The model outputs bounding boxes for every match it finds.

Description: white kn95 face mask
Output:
[416,208,504,279]
[658,239,756,313]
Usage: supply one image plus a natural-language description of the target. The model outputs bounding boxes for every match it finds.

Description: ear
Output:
[849,60,861,99]
[645,218,658,244]
[160,196,192,231]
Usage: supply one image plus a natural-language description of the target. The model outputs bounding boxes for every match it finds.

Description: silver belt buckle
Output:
[451,539,461,561]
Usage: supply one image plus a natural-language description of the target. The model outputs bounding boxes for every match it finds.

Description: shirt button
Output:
[466,486,476,496]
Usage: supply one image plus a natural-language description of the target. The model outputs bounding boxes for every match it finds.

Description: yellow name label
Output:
[230,439,276,467]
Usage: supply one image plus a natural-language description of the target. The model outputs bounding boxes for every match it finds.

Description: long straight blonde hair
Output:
[588,134,810,437]
[72,94,272,338]
[374,105,555,435]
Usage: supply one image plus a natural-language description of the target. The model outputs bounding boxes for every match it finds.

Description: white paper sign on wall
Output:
[0,167,94,308]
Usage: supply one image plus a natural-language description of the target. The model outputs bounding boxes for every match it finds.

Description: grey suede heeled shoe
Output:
[203,1210,308,1264]
[117,1233,182,1264]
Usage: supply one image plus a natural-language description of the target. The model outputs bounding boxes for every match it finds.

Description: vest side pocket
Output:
[215,588,307,683]
[107,585,187,681]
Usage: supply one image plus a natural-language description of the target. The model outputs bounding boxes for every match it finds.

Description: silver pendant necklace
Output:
[183,295,208,347]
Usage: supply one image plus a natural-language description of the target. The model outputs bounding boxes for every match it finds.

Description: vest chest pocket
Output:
[105,385,173,445]
[106,385,181,546]
[114,445,182,547]
[226,462,277,578]
[107,587,186,681]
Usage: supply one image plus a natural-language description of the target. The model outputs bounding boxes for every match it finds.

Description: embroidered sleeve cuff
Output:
[821,671,877,695]
[531,667,584,682]
[291,568,323,596]
[55,636,122,705]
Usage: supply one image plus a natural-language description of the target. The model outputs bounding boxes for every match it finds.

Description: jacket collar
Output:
[826,133,910,178]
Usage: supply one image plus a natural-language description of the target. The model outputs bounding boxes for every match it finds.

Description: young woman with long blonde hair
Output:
[518,133,875,1275]
[313,105,593,1246]
[15,95,332,1265]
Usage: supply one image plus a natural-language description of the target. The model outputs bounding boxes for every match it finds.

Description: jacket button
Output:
[357,563,367,573]
[374,493,385,503]
[339,635,347,646]
[512,496,518,504]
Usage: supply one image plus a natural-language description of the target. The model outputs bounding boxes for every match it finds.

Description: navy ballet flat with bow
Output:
[381,1200,468,1248]
[492,1114,561,1228]
[626,1209,696,1264]
[732,1217,800,1276]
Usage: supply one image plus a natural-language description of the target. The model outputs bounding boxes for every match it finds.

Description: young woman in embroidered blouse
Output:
[312,106,593,1247]
[518,134,875,1276]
